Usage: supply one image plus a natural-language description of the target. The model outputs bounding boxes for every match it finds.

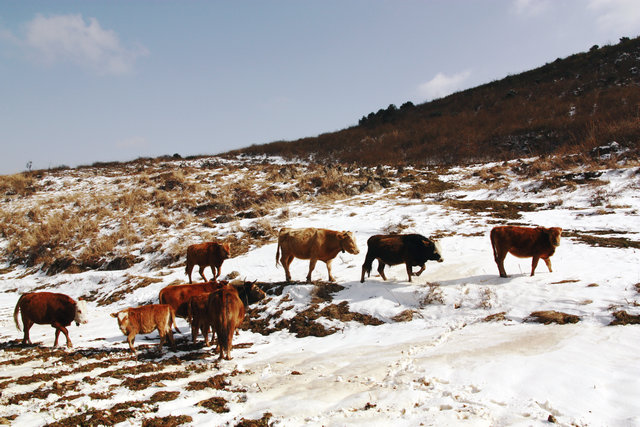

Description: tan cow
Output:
[185,242,231,283]
[276,227,360,282]
[207,286,245,360]
[490,225,562,278]
[111,304,177,354]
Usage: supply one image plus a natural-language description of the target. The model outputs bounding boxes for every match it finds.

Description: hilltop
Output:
[230,36,640,165]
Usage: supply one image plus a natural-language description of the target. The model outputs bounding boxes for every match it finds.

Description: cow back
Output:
[159,281,225,318]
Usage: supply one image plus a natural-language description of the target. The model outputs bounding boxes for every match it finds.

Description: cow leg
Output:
[213,265,220,280]
[186,263,194,284]
[283,255,294,282]
[530,256,540,276]
[543,257,553,272]
[325,259,336,282]
[191,321,198,344]
[22,318,33,345]
[158,332,166,353]
[202,323,210,346]
[167,329,176,351]
[405,263,413,282]
[495,251,508,278]
[414,264,426,276]
[306,258,318,283]
[377,261,387,281]
[127,333,137,353]
[53,322,72,348]
[198,265,207,282]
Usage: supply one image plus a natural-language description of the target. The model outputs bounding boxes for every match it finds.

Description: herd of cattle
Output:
[11,225,562,358]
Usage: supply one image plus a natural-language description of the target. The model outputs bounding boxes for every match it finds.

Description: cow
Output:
[276,227,360,283]
[490,225,562,278]
[187,280,266,346]
[110,304,177,354]
[159,280,266,336]
[207,286,245,360]
[185,241,231,283]
[360,234,444,283]
[13,292,88,348]
[159,281,224,322]
[187,294,213,346]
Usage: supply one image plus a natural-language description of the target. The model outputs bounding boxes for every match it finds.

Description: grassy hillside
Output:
[230,36,640,165]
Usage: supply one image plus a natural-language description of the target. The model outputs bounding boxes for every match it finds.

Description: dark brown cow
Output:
[187,280,266,346]
[13,292,88,348]
[361,234,444,283]
[276,227,360,282]
[110,304,176,354]
[185,242,231,283]
[187,294,213,346]
[490,226,562,278]
[159,281,224,321]
[160,280,266,338]
[207,286,245,360]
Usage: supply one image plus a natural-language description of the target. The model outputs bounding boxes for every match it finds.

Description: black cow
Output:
[361,234,443,283]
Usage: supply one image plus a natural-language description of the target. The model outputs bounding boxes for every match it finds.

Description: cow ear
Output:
[110,312,117,318]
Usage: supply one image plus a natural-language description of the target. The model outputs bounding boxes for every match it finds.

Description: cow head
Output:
[221,243,231,259]
[433,240,444,263]
[110,310,130,335]
[339,231,360,255]
[74,299,89,326]
[233,281,267,305]
[546,227,562,247]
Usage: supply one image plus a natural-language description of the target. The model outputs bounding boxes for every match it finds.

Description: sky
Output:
[1,0,640,175]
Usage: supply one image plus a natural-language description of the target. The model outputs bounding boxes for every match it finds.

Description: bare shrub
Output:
[0,173,35,196]
[420,283,445,306]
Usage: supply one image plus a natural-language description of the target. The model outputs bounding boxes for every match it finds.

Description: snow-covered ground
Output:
[0,154,639,426]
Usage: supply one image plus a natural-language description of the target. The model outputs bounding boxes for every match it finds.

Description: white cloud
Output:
[22,14,148,75]
[418,70,472,101]
[511,0,552,17]
[588,0,640,34]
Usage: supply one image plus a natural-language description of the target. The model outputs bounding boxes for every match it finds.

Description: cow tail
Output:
[490,229,498,261]
[13,294,24,331]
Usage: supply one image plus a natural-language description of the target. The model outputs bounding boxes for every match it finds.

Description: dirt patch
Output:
[197,396,229,413]
[564,230,640,249]
[122,370,192,390]
[186,374,229,391]
[243,300,383,338]
[392,310,415,322]
[609,310,640,325]
[149,391,180,402]
[235,412,273,427]
[526,310,580,324]
[142,415,193,427]
[483,312,507,322]
[311,283,345,303]
[6,380,80,405]
[445,199,543,219]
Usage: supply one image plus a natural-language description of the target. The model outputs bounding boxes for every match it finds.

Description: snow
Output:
[1,155,639,426]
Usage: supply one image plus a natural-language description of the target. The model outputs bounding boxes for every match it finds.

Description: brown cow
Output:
[490,226,562,278]
[361,234,443,283]
[185,242,231,283]
[110,304,177,354]
[160,280,266,336]
[14,292,88,348]
[159,281,224,321]
[187,294,213,346]
[186,280,266,346]
[207,286,245,360]
[276,227,360,283]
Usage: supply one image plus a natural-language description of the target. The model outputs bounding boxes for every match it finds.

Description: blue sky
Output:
[1,1,639,174]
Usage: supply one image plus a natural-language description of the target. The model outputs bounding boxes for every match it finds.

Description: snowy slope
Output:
[0,155,639,426]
